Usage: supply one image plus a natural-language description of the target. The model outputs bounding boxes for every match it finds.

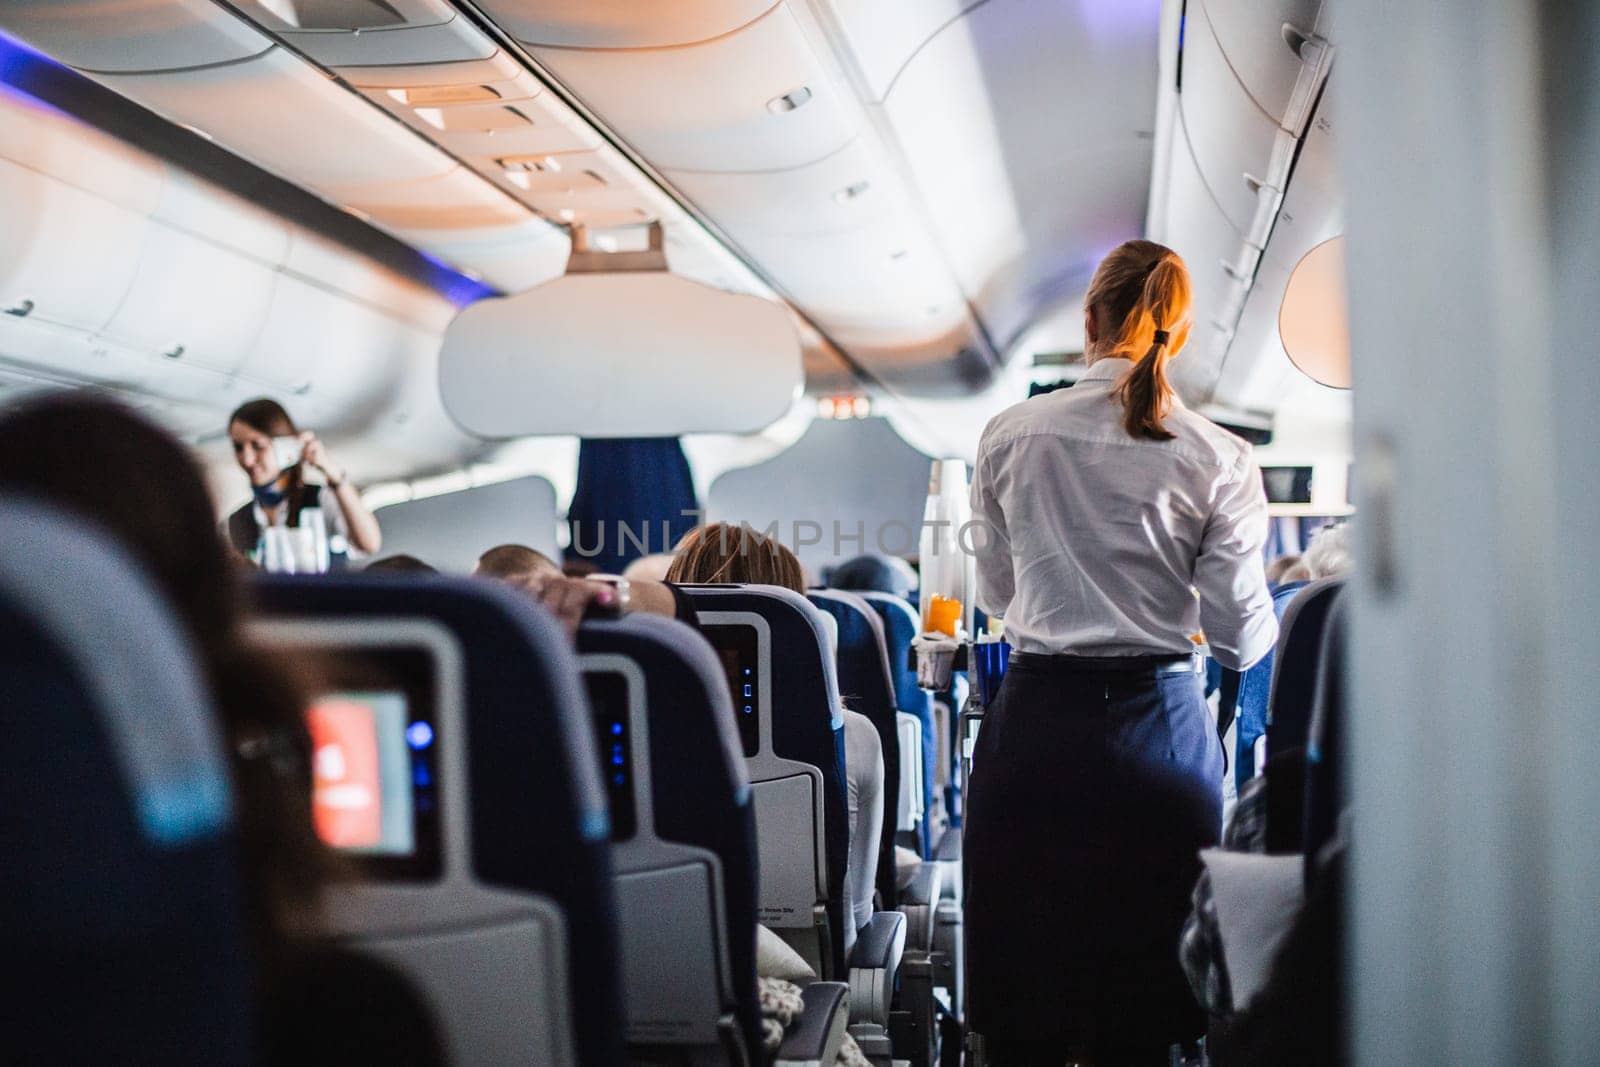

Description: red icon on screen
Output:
[307,699,383,849]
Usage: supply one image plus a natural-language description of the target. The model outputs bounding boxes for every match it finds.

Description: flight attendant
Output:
[225,398,382,568]
[964,239,1278,1064]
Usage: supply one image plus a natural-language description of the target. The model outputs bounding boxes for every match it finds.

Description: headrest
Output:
[0,496,230,844]
[1266,577,1346,754]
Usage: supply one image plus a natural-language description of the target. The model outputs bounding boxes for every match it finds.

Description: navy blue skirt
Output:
[964,659,1223,1060]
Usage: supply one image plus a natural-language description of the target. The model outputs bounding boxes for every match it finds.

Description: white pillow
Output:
[755,924,817,983]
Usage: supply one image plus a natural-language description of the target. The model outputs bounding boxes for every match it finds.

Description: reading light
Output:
[414,107,446,131]
[558,208,577,221]
[767,86,813,114]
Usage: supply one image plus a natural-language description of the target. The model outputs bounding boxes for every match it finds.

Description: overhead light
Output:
[414,107,446,131]
[505,171,531,190]
[833,180,870,203]
[817,397,837,418]
[542,155,563,173]
[850,396,872,418]
[594,234,620,253]
[558,208,577,222]
[767,86,814,114]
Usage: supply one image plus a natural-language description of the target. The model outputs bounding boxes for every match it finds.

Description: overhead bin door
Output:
[477,0,778,50]
[0,0,271,74]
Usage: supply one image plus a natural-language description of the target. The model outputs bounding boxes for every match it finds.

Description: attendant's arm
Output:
[1195,455,1278,671]
[968,438,1015,619]
[301,433,382,554]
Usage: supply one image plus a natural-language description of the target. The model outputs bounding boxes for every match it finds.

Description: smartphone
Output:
[271,435,303,469]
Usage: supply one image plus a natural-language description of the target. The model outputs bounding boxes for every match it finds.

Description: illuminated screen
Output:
[1262,466,1314,504]
[703,624,760,757]
[308,691,416,856]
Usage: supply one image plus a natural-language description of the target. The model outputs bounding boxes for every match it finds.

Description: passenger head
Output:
[475,543,560,590]
[364,554,437,574]
[827,553,917,601]
[622,552,675,583]
[1302,523,1354,580]
[1083,239,1193,441]
[0,394,325,953]
[665,522,807,595]
[562,557,600,579]
[228,397,298,489]
[1266,554,1304,585]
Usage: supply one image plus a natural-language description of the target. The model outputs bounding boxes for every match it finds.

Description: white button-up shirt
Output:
[969,357,1278,670]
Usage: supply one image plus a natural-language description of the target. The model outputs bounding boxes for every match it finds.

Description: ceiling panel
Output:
[876,0,1159,350]
[92,47,456,191]
[477,0,778,49]
[531,4,857,173]
[816,0,986,101]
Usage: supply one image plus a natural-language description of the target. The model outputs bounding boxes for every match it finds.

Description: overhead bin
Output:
[331,166,529,232]
[0,161,149,335]
[0,0,271,74]
[386,219,570,294]
[477,0,778,49]
[667,140,890,240]
[100,221,277,381]
[817,0,987,102]
[1157,140,1250,399]
[222,0,488,67]
[152,171,291,266]
[92,48,456,193]
[1210,88,1343,409]
[1196,0,1324,122]
[440,243,802,438]
[530,4,856,173]
[1179,10,1295,240]
[337,49,533,96]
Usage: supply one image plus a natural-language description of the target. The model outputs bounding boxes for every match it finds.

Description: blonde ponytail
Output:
[1083,240,1193,442]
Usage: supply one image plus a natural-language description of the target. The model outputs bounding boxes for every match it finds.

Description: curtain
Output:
[567,437,699,574]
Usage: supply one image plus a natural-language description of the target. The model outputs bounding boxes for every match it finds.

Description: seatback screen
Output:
[308,691,414,855]
[702,624,760,757]
[584,670,637,841]
[301,646,441,880]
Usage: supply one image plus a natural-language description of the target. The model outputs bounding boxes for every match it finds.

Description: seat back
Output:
[807,588,901,902]
[858,593,937,852]
[577,614,761,1060]
[252,576,625,1066]
[1265,578,1346,756]
[1303,596,1349,871]
[0,498,249,1064]
[680,584,851,979]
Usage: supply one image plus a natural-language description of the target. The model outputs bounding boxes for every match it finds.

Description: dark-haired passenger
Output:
[364,554,438,575]
[0,395,439,1064]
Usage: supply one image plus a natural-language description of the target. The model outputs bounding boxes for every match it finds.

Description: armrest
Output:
[848,911,906,1028]
[776,981,849,1067]
[935,826,962,863]
[899,861,942,908]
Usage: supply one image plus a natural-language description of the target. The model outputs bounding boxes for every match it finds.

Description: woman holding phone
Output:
[225,398,381,569]
[964,240,1279,1064]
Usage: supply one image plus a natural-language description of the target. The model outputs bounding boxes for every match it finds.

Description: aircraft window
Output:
[304,646,442,880]
[702,624,760,758]
[584,670,637,842]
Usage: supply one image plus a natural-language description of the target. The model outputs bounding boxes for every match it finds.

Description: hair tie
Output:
[1152,329,1170,345]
